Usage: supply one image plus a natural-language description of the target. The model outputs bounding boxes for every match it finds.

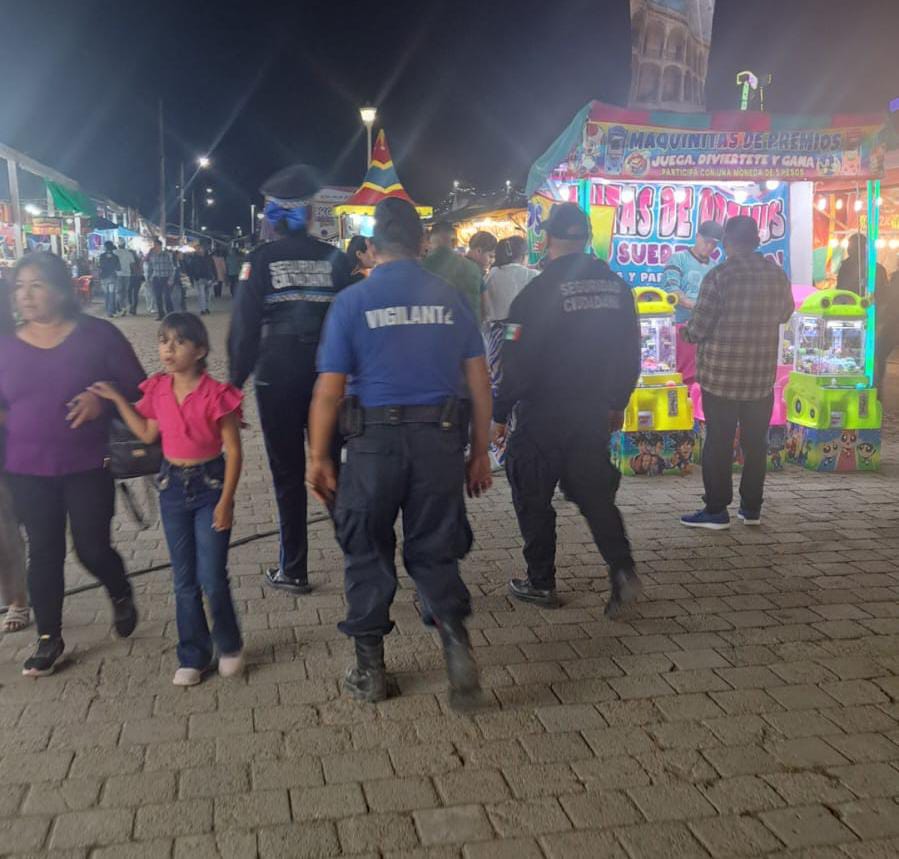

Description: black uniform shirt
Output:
[494,253,640,423]
[228,231,351,387]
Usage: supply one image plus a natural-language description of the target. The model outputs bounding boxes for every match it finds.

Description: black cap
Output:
[373,197,422,252]
[697,220,724,241]
[723,215,761,249]
[259,163,322,202]
[542,203,589,241]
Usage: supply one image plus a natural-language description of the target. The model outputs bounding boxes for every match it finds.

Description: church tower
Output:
[628,0,716,112]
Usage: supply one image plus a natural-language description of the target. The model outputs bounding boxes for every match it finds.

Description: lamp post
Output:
[360,106,377,170]
[250,203,256,240]
[182,157,210,239]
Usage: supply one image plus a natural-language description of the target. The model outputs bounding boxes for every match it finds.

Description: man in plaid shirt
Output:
[146,238,176,320]
[681,216,794,530]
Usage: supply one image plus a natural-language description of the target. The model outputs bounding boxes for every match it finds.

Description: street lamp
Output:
[24,203,41,216]
[197,156,211,169]
[206,198,214,206]
[360,106,377,169]
[206,187,213,194]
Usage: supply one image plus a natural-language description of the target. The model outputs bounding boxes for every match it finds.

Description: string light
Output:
[875,238,886,249]
[854,199,863,212]
[889,239,899,250]
[876,196,883,207]
[835,198,844,210]
[828,238,840,249]
[765,180,781,191]
[841,238,850,249]
[816,197,827,211]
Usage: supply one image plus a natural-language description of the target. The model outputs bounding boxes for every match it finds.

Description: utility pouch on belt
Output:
[339,396,363,438]
[439,396,459,432]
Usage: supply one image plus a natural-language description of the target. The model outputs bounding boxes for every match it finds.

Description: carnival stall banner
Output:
[529,181,790,285]
[579,118,886,183]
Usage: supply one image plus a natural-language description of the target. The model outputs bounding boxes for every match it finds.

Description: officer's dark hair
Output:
[373,198,422,257]
[495,235,528,267]
[469,231,498,253]
[104,241,115,252]
[13,251,80,319]
[158,312,210,371]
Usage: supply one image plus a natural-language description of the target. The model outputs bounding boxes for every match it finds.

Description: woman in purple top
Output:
[0,270,29,632]
[0,252,146,676]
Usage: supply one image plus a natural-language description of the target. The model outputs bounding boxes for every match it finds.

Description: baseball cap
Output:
[697,220,724,241]
[259,163,322,202]
[373,197,422,251]
[723,215,761,249]
[542,203,590,241]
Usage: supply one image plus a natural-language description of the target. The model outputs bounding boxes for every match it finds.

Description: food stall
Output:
[526,100,890,474]
[334,130,431,246]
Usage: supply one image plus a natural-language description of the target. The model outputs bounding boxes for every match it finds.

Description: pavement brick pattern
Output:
[2,302,899,857]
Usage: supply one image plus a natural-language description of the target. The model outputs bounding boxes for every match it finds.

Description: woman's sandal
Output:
[2,605,31,633]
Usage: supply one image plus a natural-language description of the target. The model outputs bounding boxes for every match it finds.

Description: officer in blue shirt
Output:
[307,198,493,710]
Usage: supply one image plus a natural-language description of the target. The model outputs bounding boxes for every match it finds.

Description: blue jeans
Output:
[158,456,242,668]
[102,278,118,316]
[195,278,212,312]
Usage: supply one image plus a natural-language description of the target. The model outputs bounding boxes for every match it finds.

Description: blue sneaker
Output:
[680,509,730,530]
[738,508,761,526]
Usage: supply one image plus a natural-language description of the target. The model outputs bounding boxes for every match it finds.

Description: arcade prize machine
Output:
[614,287,696,477]
[783,289,881,471]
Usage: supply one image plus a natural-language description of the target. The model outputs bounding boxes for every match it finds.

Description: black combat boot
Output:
[437,619,483,712]
[344,636,388,703]
[604,567,642,620]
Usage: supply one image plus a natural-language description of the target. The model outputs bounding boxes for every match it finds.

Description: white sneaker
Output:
[172,667,204,686]
[218,651,244,679]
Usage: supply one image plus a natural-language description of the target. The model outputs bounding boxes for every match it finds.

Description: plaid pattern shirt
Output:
[146,250,175,281]
[685,251,794,401]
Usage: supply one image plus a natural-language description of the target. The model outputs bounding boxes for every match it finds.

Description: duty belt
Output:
[363,405,447,426]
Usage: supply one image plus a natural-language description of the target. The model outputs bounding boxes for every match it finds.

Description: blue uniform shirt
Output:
[317,259,484,407]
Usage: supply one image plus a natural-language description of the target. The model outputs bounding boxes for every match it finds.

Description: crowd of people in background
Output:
[64,239,247,321]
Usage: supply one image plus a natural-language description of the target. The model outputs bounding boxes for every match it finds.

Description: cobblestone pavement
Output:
[2,297,899,857]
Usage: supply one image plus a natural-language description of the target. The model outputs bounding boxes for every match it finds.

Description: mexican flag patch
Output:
[503,323,523,342]
[239,262,252,281]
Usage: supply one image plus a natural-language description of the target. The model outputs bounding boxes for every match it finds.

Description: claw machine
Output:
[614,287,697,476]
[784,289,882,470]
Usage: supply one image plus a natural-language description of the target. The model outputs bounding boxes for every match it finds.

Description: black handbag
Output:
[107,417,162,480]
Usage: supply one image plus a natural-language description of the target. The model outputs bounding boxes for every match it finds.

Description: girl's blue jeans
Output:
[158,456,242,669]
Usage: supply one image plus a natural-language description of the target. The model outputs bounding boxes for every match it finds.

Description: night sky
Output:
[2,0,897,232]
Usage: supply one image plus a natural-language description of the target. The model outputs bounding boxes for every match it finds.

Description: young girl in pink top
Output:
[91,312,244,686]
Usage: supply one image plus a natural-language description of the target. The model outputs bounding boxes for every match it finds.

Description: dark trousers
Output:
[152,277,174,317]
[701,390,773,514]
[254,346,321,582]
[335,423,472,639]
[128,275,142,314]
[8,468,131,637]
[506,405,632,589]
[227,275,238,297]
[158,457,242,668]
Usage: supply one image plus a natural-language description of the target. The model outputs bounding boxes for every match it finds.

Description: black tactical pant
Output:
[506,405,633,589]
[255,343,336,583]
[335,422,473,639]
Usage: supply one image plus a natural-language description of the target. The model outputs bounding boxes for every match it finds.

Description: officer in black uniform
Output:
[494,203,642,619]
[228,165,351,595]
[306,197,494,710]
